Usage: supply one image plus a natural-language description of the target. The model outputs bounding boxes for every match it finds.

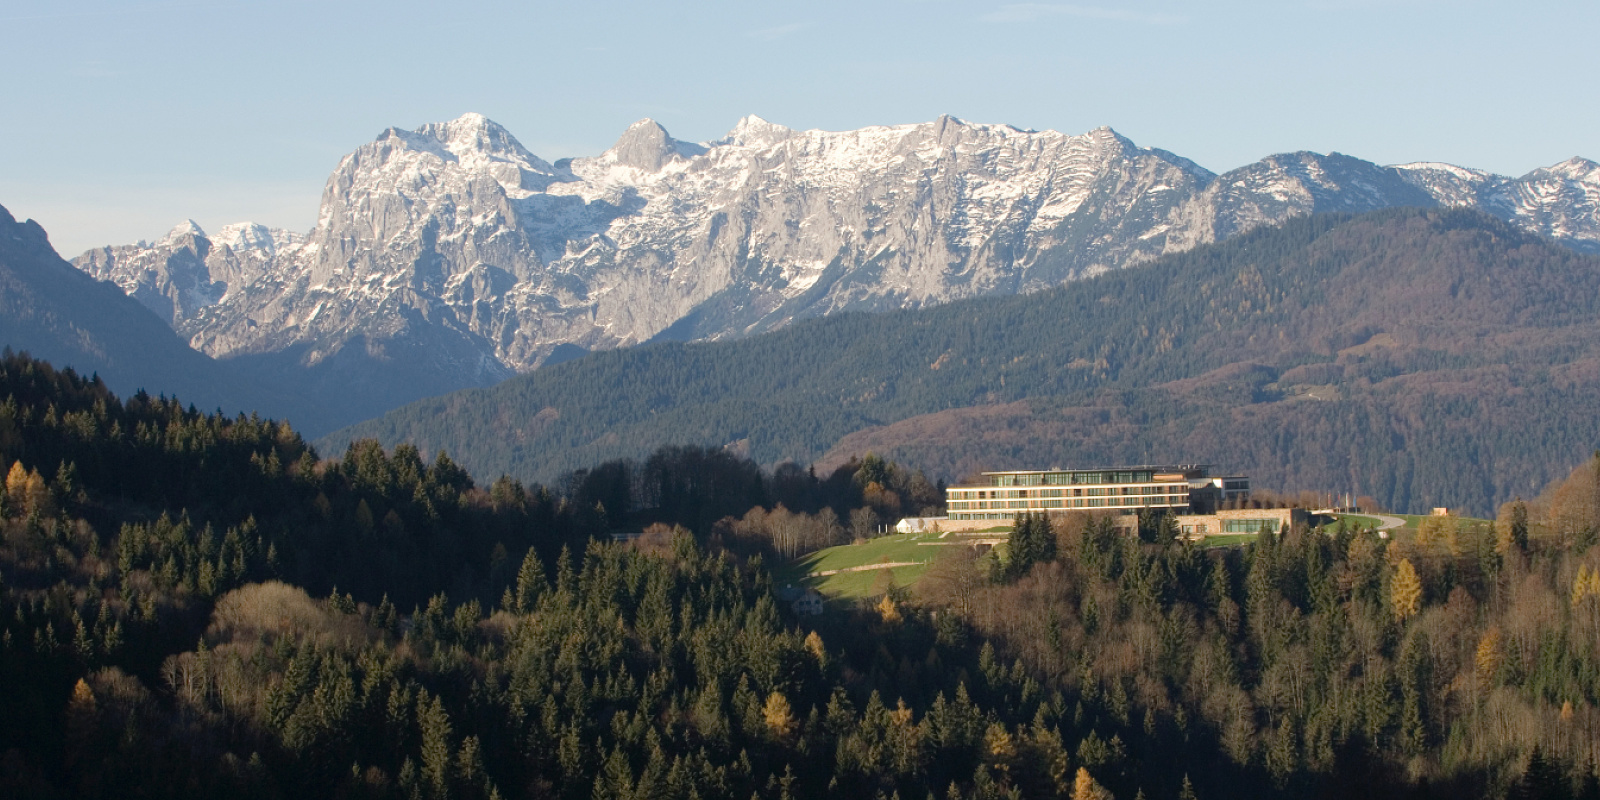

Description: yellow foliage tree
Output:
[64,678,97,766]
[876,594,902,625]
[1573,564,1600,606]
[983,722,1015,773]
[803,630,827,665]
[1392,558,1422,622]
[762,691,795,741]
[890,698,914,727]
[1475,627,1503,690]
[1415,515,1450,550]
[5,460,28,510]
[1072,766,1113,800]
[24,468,50,516]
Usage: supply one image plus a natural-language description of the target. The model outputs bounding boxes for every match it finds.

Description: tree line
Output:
[5,347,1600,798]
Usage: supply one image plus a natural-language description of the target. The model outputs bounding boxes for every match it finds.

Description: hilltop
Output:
[325,207,1600,515]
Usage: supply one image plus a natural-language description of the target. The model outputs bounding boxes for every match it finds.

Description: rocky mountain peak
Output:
[415,113,523,158]
[67,115,1600,437]
[370,113,557,189]
[604,119,685,172]
[1085,125,1137,150]
[722,114,794,148]
[162,219,207,244]
[211,222,299,256]
[1535,157,1600,182]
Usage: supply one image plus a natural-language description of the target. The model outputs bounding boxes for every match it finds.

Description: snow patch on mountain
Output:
[74,114,1600,415]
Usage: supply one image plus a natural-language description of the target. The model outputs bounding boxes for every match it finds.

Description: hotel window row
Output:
[945,466,1248,521]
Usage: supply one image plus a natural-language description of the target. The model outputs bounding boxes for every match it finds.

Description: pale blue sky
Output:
[1,0,1595,256]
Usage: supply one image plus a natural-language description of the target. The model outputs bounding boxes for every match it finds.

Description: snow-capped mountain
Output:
[73,114,1600,429]
[74,220,301,327]
[1392,157,1600,250]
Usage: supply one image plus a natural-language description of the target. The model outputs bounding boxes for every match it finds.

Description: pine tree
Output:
[514,548,547,613]
[417,690,453,800]
[1007,513,1056,580]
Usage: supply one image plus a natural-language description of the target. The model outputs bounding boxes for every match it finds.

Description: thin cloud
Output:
[746,22,813,41]
[983,3,1186,25]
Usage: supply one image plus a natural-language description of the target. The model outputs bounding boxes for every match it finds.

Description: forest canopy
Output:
[325,208,1600,516]
[4,350,1600,799]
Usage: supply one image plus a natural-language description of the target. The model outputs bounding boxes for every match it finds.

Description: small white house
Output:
[791,589,824,616]
[895,516,947,534]
[777,584,825,615]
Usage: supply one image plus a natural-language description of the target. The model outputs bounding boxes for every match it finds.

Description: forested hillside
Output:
[326,207,1600,515]
[7,351,1600,799]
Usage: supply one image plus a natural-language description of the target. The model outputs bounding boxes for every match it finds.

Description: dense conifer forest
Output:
[326,207,1600,515]
[4,351,1600,799]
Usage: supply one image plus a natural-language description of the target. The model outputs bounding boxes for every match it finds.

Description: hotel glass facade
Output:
[945,466,1246,521]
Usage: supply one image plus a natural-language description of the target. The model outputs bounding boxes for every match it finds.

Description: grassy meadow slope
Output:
[324,208,1600,515]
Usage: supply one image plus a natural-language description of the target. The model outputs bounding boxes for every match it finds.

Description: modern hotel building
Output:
[945,466,1249,522]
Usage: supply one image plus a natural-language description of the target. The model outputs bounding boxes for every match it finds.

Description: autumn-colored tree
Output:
[1475,627,1503,690]
[762,691,795,741]
[919,546,985,616]
[5,460,28,509]
[1392,558,1422,622]
[1072,766,1113,800]
[1544,453,1600,542]
[1573,565,1600,606]
[984,722,1015,773]
[1497,499,1530,554]
[876,594,902,625]
[63,678,97,768]
[803,630,827,666]
[1414,514,1462,556]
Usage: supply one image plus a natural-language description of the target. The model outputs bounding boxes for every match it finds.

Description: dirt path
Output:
[1337,513,1407,531]
[809,561,924,577]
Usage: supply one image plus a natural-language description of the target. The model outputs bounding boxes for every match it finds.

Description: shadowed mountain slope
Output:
[0,203,287,418]
[324,207,1600,515]
[74,116,1600,432]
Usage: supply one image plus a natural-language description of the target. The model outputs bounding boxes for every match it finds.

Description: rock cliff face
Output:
[74,221,300,327]
[73,114,1600,424]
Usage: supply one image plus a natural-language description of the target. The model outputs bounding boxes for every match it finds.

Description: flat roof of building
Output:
[978,465,1213,475]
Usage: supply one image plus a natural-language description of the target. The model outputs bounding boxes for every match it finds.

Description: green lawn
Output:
[803,563,935,601]
[774,532,998,602]
[1303,513,1497,550]
[1335,513,1387,529]
[1197,533,1259,548]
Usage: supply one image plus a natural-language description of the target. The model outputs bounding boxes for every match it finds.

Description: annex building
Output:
[945,466,1249,523]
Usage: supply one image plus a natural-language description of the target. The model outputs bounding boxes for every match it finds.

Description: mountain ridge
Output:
[319,207,1600,516]
[0,203,305,423]
[70,114,1600,432]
